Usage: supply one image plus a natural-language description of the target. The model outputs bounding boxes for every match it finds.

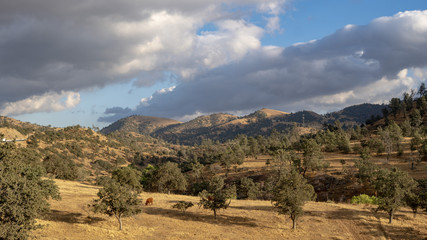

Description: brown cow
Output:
[145,197,154,206]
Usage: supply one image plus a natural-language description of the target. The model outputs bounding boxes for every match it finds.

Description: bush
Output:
[236,177,260,200]
[0,143,60,239]
[43,154,79,180]
[350,194,378,205]
[172,201,194,213]
[91,160,114,172]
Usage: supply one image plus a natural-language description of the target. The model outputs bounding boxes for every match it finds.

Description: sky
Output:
[1,0,427,128]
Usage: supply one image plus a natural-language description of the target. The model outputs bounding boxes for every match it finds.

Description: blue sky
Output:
[1,0,427,128]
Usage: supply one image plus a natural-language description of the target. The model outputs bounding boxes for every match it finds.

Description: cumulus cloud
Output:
[0,91,80,116]
[100,10,427,121]
[302,69,418,112]
[0,0,286,115]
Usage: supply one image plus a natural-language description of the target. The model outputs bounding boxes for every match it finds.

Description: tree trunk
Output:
[291,215,297,230]
[168,190,170,195]
[388,210,393,224]
[115,215,123,230]
[213,209,217,219]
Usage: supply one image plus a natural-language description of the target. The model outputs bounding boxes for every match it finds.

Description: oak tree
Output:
[272,169,316,230]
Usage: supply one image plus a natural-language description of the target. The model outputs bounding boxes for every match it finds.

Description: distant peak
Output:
[257,108,289,117]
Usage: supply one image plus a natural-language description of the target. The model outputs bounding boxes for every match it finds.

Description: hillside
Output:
[0,116,181,180]
[153,110,291,144]
[157,113,238,134]
[31,179,427,240]
[100,115,181,135]
[102,104,385,145]
[325,103,387,126]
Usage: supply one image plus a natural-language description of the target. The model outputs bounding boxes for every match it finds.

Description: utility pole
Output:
[302,112,305,127]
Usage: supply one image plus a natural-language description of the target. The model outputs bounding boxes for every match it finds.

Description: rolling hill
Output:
[100,115,182,135]
[102,104,386,145]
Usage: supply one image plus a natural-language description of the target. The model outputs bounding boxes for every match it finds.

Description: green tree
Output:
[91,179,142,230]
[43,154,79,180]
[418,82,426,97]
[248,136,259,159]
[141,164,157,191]
[374,168,417,224]
[301,139,328,176]
[410,109,422,127]
[154,162,187,194]
[379,122,403,162]
[198,176,232,219]
[354,148,378,184]
[389,98,401,118]
[272,149,299,173]
[367,138,384,156]
[416,96,427,115]
[111,166,143,192]
[272,169,316,230]
[410,132,422,169]
[236,177,260,200]
[403,91,415,114]
[0,143,60,240]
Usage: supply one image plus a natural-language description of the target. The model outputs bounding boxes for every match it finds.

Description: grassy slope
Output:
[28,126,427,239]
[32,177,426,240]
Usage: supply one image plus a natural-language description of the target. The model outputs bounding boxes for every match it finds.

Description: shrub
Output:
[172,201,194,213]
[350,194,378,205]
[43,154,79,180]
[91,160,114,172]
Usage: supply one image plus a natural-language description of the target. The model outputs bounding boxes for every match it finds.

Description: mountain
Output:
[101,104,386,145]
[324,103,387,125]
[0,115,181,180]
[100,115,182,135]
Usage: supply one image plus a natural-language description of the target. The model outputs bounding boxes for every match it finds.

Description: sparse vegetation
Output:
[90,178,142,230]
[198,176,232,219]
[350,194,379,205]
[272,169,316,230]
[374,168,417,224]
[0,85,426,238]
[172,201,194,213]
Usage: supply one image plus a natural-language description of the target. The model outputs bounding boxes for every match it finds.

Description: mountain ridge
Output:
[101,104,386,145]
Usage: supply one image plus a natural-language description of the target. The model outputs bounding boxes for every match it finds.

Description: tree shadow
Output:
[42,210,105,224]
[324,207,427,240]
[144,207,259,228]
[228,205,274,212]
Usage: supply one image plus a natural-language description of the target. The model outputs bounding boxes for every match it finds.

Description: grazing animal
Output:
[145,197,154,206]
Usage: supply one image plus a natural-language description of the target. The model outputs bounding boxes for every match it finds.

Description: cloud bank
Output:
[0,91,80,116]
[100,10,427,122]
[1,1,426,121]
[0,0,286,115]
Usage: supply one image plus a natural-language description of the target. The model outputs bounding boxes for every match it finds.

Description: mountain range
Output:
[101,103,386,145]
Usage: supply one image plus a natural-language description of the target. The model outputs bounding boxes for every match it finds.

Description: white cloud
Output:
[266,16,281,33]
[0,0,288,112]
[307,67,422,110]
[0,91,80,116]
[100,10,427,121]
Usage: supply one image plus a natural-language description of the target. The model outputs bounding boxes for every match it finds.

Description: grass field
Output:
[31,179,427,240]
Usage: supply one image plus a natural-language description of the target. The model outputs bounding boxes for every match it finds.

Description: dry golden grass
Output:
[0,127,28,147]
[258,108,289,117]
[31,179,427,240]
